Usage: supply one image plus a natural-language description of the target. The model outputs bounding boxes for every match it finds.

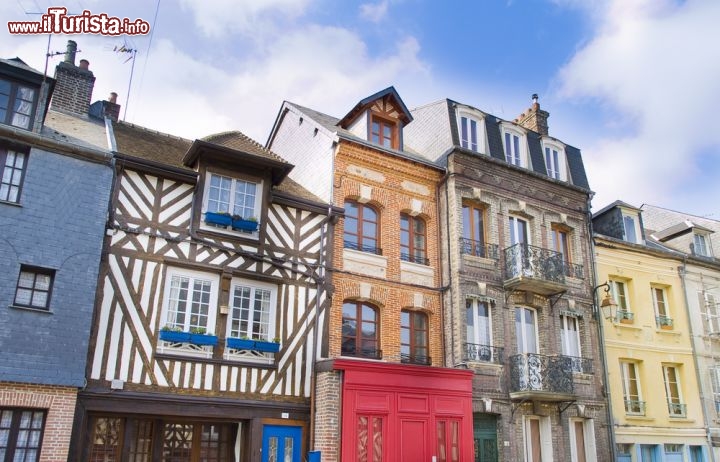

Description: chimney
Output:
[89,92,121,122]
[50,40,96,116]
[515,93,549,136]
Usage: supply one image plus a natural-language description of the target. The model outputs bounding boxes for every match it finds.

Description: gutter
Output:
[0,123,112,165]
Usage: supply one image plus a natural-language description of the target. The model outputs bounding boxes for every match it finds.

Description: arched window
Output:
[401,309,429,365]
[400,213,427,264]
[344,201,380,254]
[342,301,380,359]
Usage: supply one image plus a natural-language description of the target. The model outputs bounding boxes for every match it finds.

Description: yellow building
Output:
[593,201,708,461]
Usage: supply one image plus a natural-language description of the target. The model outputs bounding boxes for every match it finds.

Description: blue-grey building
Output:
[0,41,113,461]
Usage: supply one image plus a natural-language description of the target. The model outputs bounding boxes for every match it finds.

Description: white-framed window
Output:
[663,365,685,417]
[515,306,538,354]
[466,298,494,362]
[620,361,644,415]
[458,112,485,153]
[652,286,673,329]
[202,172,262,234]
[501,124,527,168]
[704,292,720,334]
[610,279,633,323]
[569,418,597,462]
[620,208,642,244]
[226,278,278,342]
[0,147,27,203]
[523,416,552,462]
[561,315,583,372]
[161,267,218,334]
[694,233,712,257]
[542,140,566,181]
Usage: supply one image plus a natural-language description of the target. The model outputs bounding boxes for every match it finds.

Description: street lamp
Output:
[594,282,618,321]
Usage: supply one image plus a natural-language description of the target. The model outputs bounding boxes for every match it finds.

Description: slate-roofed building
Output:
[268,87,475,462]
[0,42,113,461]
[403,95,610,461]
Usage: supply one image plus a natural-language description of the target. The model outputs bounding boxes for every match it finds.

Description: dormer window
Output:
[621,209,642,244]
[694,232,712,257]
[458,111,486,153]
[0,78,38,130]
[370,114,397,149]
[202,172,262,236]
[501,125,526,168]
[542,140,566,181]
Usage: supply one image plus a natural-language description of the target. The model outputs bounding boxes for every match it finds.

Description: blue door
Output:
[261,425,302,462]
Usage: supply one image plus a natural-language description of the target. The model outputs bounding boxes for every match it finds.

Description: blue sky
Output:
[2,0,719,219]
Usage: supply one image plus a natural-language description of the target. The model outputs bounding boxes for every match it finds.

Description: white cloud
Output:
[557,0,720,215]
[360,1,389,22]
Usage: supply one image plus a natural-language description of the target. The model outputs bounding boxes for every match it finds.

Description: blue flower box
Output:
[226,337,257,350]
[253,340,281,353]
[159,330,191,343]
[190,333,218,346]
[205,212,232,226]
[231,218,259,232]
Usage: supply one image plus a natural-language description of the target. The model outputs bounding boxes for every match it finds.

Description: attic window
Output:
[694,232,712,257]
[370,114,397,149]
[621,209,642,244]
[0,78,38,130]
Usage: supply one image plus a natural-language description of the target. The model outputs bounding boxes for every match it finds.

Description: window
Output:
[462,203,491,258]
[663,365,685,417]
[652,286,673,329]
[344,200,380,254]
[0,148,27,203]
[543,142,566,180]
[436,419,460,462]
[0,408,46,462]
[694,233,712,257]
[711,366,720,413]
[0,78,38,130]
[400,213,427,264]
[570,419,596,462]
[459,115,479,152]
[227,279,277,342]
[357,415,383,462]
[502,126,525,167]
[561,315,583,372]
[466,299,493,361]
[620,210,642,244]
[14,265,54,310]
[610,279,633,323]
[704,292,720,334]
[620,361,644,415]
[401,310,429,365]
[370,115,397,149]
[551,224,579,278]
[203,172,261,233]
[342,301,380,359]
[161,268,218,334]
[515,307,538,354]
[523,416,551,462]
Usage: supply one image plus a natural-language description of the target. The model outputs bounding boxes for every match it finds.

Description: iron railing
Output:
[565,355,594,374]
[400,252,429,266]
[460,238,499,260]
[344,240,382,255]
[503,243,566,284]
[341,345,382,360]
[656,315,674,328]
[616,310,634,323]
[464,343,504,364]
[400,353,431,365]
[509,353,574,395]
[668,402,687,417]
[624,399,646,415]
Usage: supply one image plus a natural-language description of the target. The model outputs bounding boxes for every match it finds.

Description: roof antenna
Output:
[112,41,138,121]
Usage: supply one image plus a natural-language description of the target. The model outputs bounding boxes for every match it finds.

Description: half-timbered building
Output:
[70,118,335,461]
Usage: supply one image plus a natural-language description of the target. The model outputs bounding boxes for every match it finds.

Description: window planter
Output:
[254,340,281,353]
[231,218,259,232]
[190,333,218,346]
[205,212,232,226]
[159,330,218,346]
[226,337,280,352]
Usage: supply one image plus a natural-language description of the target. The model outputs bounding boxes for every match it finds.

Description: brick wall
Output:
[50,61,95,116]
[0,381,78,462]
[313,371,341,461]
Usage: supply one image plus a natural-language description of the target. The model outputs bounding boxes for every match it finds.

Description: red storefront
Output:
[335,359,474,462]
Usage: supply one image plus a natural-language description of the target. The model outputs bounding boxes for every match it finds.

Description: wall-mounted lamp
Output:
[594,281,618,320]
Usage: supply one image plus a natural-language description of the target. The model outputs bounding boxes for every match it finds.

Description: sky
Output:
[1,0,719,218]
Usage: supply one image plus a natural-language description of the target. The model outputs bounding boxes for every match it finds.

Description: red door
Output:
[400,419,428,461]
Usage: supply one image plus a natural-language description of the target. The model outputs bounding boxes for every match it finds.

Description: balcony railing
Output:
[341,345,382,360]
[563,261,585,279]
[400,353,431,365]
[565,355,593,374]
[615,310,634,323]
[400,252,430,266]
[656,315,674,329]
[509,353,574,398]
[460,238,499,260]
[344,240,382,255]
[624,399,646,415]
[668,402,687,417]
[464,343,504,364]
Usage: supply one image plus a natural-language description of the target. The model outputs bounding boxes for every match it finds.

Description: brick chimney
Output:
[515,93,549,136]
[50,40,96,116]
[89,92,121,122]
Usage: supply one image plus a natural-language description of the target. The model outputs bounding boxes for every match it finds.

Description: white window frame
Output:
[542,139,567,181]
[652,286,672,328]
[620,208,642,244]
[560,315,582,371]
[201,171,262,236]
[466,298,493,363]
[705,292,720,334]
[160,267,219,334]
[694,232,712,257]
[710,366,720,413]
[523,415,552,462]
[515,306,539,354]
[663,364,685,417]
[226,278,278,342]
[501,123,527,168]
[457,110,485,153]
[569,418,597,462]
[610,279,632,321]
[620,361,644,415]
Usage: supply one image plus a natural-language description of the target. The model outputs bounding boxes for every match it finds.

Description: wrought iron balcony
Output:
[566,355,593,374]
[464,343,504,364]
[615,310,634,323]
[344,240,382,255]
[624,399,646,415]
[668,402,687,417]
[460,238,499,260]
[656,315,674,329]
[400,353,431,365]
[400,252,429,266]
[503,243,572,295]
[509,353,575,401]
[341,344,382,360]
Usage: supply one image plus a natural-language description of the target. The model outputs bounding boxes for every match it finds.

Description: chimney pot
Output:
[109,92,118,104]
[64,40,77,65]
[79,59,90,70]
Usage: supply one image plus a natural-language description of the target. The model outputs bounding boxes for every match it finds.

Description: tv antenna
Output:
[112,40,138,121]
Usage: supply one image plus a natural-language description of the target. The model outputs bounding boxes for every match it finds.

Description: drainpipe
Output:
[678,259,716,462]
[586,196,617,461]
